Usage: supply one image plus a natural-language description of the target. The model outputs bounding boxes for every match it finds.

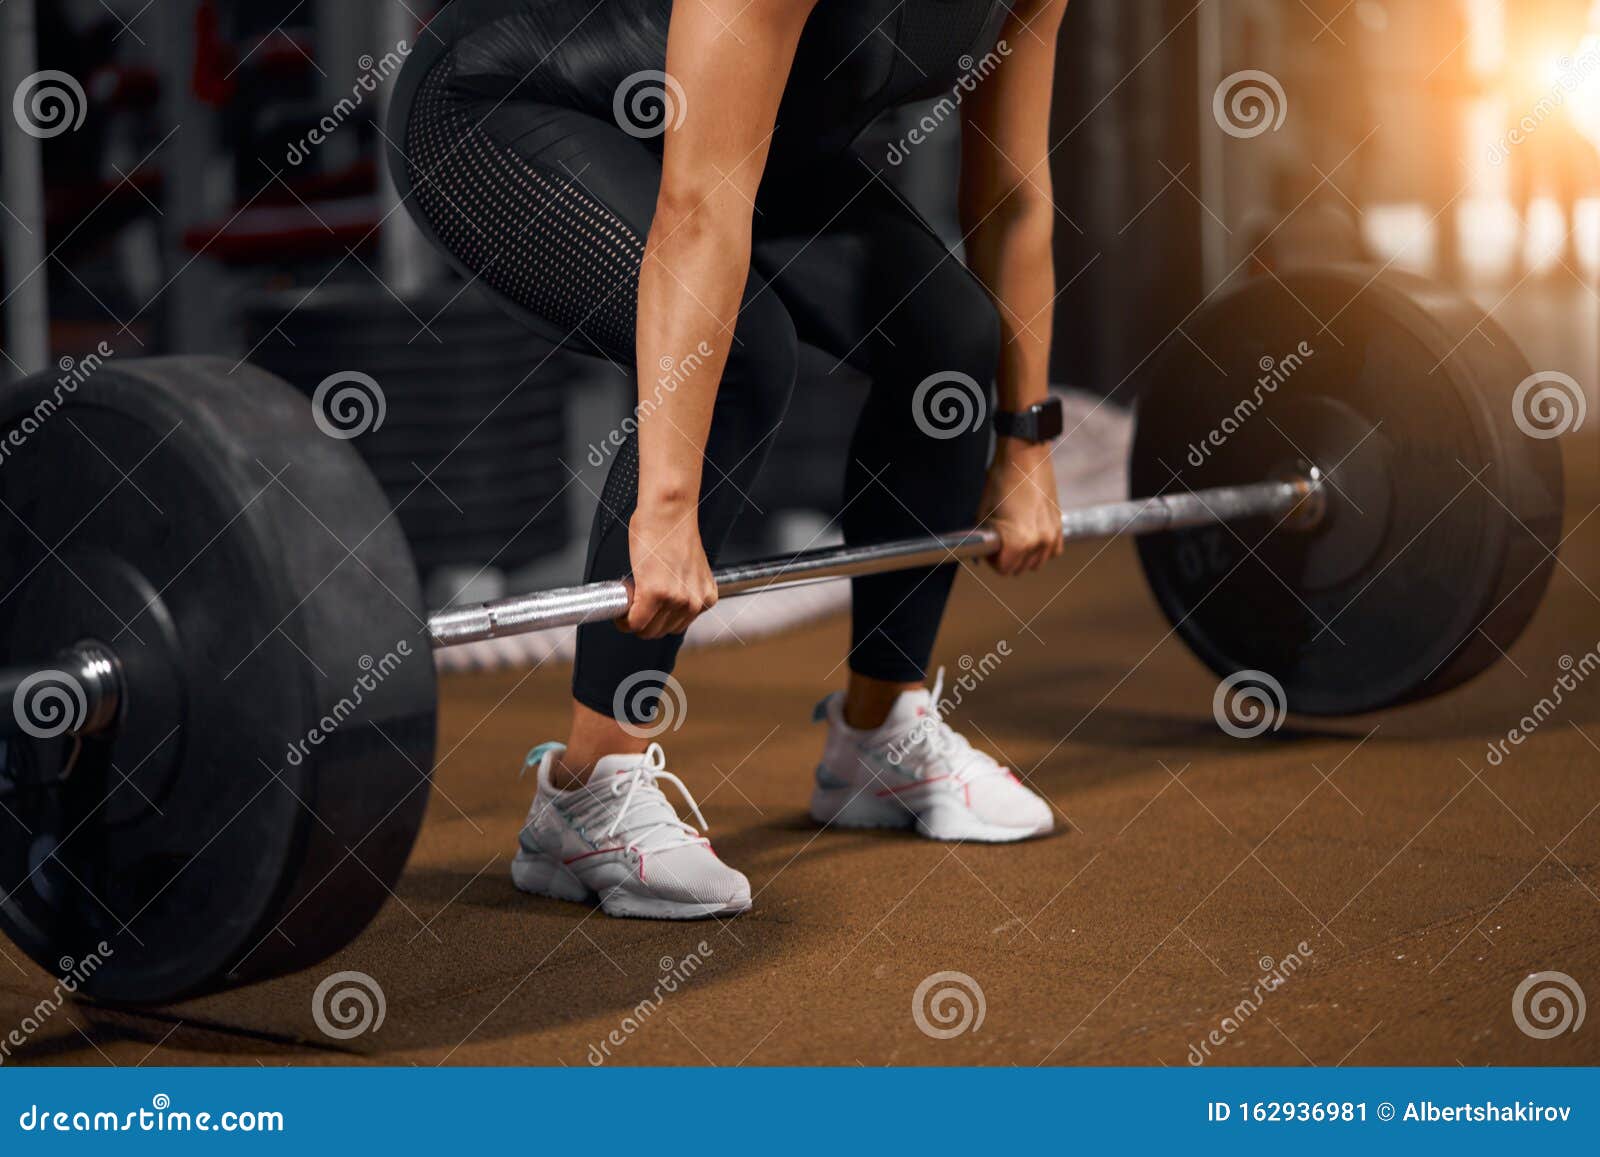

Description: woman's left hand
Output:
[980,440,1065,576]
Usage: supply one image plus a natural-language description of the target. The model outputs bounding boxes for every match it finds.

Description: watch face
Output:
[1036,397,1065,441]
[997,398,1066,442]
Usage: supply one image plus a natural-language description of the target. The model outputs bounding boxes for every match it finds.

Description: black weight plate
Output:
[1131,268,1565,716]
[0,357,437,1004]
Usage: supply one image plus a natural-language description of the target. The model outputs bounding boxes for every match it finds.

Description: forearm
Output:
[958,0,1069,420]
[634,188,753,513]
[605,0,817,639]
[961,191,1056,415]
[630,0,813,517]
[969,187,1067,575]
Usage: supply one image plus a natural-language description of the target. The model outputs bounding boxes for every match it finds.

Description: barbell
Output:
[0,267,1566,1005]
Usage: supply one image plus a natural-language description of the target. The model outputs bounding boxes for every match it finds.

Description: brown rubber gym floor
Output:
[4,419,1596,1068]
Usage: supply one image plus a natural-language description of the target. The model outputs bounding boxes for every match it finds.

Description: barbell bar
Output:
[427,475,1324,646]
[0,475,1322,737]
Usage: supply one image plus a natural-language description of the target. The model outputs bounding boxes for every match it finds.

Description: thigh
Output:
[751,162,998,381]
[399,56,662,361]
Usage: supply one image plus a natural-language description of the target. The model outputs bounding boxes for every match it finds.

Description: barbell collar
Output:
[426,475,1321,649]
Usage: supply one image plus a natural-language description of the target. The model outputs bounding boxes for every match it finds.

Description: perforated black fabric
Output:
[393,0,1009,708]
[593,433,639,544]
[405,58,644,357]
[882,0,1009,102]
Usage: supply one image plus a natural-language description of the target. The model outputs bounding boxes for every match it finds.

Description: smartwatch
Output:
[993,396,1064,445]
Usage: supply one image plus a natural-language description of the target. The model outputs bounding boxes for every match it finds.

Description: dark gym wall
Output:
[1048,0,1205,399]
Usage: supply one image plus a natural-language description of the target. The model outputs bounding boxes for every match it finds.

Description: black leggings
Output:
[404,67,1000,723]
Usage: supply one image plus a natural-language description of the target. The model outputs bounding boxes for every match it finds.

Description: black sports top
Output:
[412,0,1009,158]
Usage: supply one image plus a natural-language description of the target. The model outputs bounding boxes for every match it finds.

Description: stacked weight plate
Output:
[244,285,571,579]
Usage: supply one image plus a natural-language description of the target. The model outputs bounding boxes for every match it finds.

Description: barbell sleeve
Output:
[425,475,1321,649]
[0,643,123,740]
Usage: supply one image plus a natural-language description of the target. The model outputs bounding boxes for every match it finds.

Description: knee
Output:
[721,287,799,437]
[899,274,1002,386]
[942,391,996,488]
[942,291,1002,386]
[906,281,999,479]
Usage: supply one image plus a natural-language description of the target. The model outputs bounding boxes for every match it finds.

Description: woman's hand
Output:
[980,440,1065,576]
[620,501,718,640]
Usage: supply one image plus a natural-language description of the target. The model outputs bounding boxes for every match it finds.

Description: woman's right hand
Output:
[620,501,719,640]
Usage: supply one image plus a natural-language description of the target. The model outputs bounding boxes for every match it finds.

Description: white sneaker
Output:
[513,742,752,919]
[809,669,1054,843]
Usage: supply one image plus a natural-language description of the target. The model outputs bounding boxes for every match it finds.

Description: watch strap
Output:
[994,397,1065,444]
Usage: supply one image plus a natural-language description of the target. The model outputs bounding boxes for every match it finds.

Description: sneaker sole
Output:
[810,785,1053,844]
[512,850,751,920]
[600,890,752,920]
[809,783,914,829]
[916,814,1054,843]
[510,849,594,903]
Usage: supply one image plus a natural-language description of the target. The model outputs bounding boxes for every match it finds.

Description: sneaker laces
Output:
[590,743,710,853]
[893,668,1007,786]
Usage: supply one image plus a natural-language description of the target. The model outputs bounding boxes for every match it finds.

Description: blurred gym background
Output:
[2,0,1596,623]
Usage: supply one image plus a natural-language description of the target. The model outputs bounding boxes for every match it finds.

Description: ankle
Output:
[842,674,922,731]
[555,699,650,789]
[841,700,890,731]
[547,756,592,792]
